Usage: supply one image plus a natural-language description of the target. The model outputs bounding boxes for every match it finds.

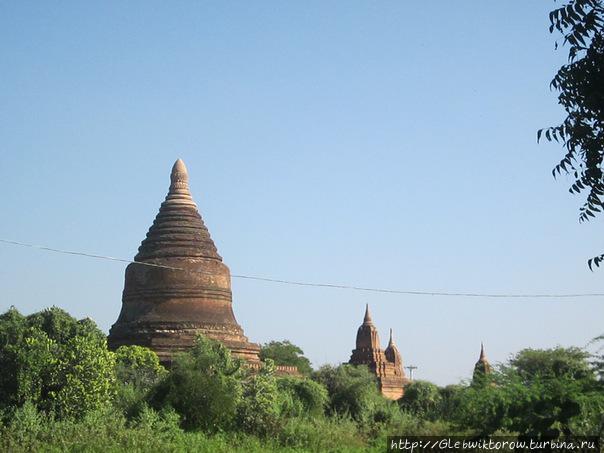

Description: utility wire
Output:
[1,238,603,299]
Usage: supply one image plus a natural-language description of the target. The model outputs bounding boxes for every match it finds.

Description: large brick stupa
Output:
[108,159,261,365]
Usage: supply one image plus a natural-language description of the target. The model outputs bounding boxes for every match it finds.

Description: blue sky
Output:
[1,1,603,385]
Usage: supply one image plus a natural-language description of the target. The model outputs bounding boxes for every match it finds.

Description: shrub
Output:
[114,345,167,418]
[277,376,328,417]
[399,380,443,420]
[149,334,243,432]
[313,364,386,424]
[237,359,282,437]
[47,334,116,419]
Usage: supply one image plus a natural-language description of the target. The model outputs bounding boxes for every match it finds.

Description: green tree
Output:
[591,334,604,380]
[506,348,603,437]
[25,306,105,343]
[48,334,116,419]
[114,345,166,390]
[148,334,243,432]
[113,345,167,418]
[0,307,28,408]
[510,347,592,380]
[439,384,464,420]
[237,359,282,436]
[399,380,443,420]
[313,364,387,423]
[259,340,313,375]
[13,329,57,409]
[453,347,604,438]
[538,0,604,268]
[0,307,116,419]
[277,376,328,418]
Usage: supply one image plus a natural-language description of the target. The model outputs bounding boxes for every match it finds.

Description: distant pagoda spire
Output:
[384,328,402,367]
[473,341,493,383]
[354,304,380,350]
[363,303,373,324]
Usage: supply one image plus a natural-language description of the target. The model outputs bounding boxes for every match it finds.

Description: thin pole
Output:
[405,365,418,380]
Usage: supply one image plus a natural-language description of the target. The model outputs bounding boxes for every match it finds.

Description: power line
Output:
[1,238,604,299]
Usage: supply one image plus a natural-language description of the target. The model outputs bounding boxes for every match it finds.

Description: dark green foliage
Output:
[2,305,602,449]
[115,345,166,389]
[538,0,604,267]
[149,334,243,432]
[452,347,604,438]
[277,376,328,417]
[511,346,592,380]
[399,380,443,420]
[591,333,604,380]
[259,340,313,375]
[0,307,27,407]
[237,359,282,437]
[0,307,115,418]
[48,334,116,419]
[114,345,167,418]
[0,404,304,453]
[439,384,464,419]
[312,364,390,424]
[25,306,105,343]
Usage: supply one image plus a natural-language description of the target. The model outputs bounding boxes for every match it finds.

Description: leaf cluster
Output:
[539,0,604,268]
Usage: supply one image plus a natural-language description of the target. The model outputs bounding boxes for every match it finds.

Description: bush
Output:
[114,345,167,418]
[237,359,282,437]
[399,380,443,420]
[277,376,328,418]
[313,364,387,424]
[149,334,243,432]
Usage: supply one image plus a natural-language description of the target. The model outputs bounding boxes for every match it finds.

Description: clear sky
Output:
[1,1,603,385]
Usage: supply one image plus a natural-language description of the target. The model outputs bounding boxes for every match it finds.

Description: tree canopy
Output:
[259,340,313,375]
[539,0,604,268]
[0,307,115,418]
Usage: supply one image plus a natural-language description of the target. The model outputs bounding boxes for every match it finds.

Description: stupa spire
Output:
[133,159,220,261]
[384,328,402,367]
[363,303,373,324]
[161,159,197,207]
[473,342,493,383]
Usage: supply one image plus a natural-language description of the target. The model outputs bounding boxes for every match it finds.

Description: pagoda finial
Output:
[164,159,196,208]
[388,328,394,346]
[171,159,189,184]
[480,341,486,360]
[363,304,373,324]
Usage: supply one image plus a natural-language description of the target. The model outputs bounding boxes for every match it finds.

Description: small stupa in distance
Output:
[108,159,261,365]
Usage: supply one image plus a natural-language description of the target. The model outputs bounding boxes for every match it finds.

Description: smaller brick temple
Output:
[349,305,408,399]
